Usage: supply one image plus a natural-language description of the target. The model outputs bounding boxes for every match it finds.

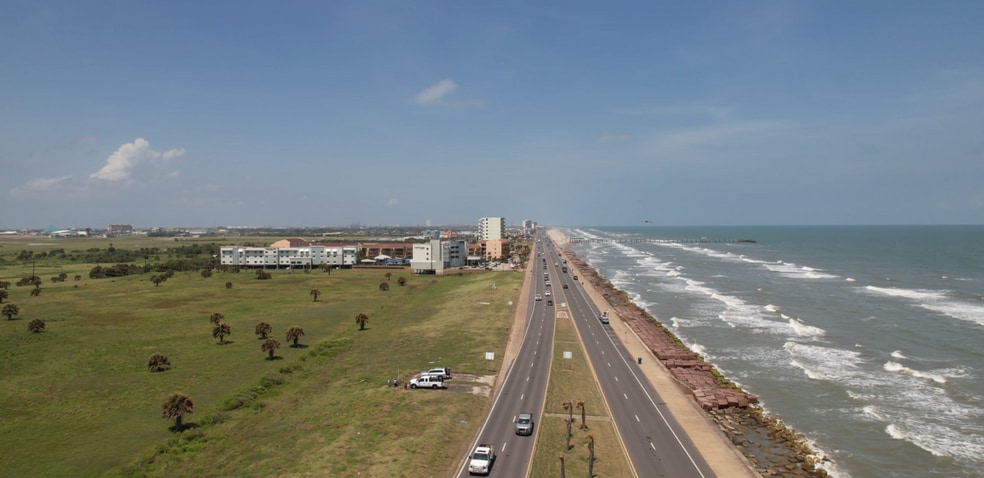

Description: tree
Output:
[209,313,224,325]
[0,290,7,303]
[212,323,231,344]
[397,277,406,286]
[586,434,596,477]
[148,353,171,372]
[378,282,389,291]
[29,288,41,297]
[577,400,587,430]
[562,400,574,450]
[28,318,45,333]
[255,270,272,280]
[151,275,165,287]
[355,313,368,331]
[225,281,233,289]
[2,303,19,320]
[309,288,320,302]
[565,416,573,450]
[58,272,68,282]
[385,272,392,281]
[161,393,194,430]
[285,326,305,347]
[74,275,82,281]
[201,269,213,279]
[262,338,281,360]
[255,321,272,339]
[559,455,566,478]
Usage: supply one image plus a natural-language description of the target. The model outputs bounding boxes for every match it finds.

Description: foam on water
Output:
[884,361,947,384]
[865,285,984,327]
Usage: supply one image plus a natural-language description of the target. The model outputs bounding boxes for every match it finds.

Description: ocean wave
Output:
[883,361,947,384]
[864,286,984,327]
[789,317,827,338]
[763,261,839,279]
[891,350,908,360]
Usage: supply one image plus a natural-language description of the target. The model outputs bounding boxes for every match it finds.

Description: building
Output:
[410,239,467,274]
[107,224,133,235]
[479,217,505,241]
[270,237,310,248]
[220,245,359,269]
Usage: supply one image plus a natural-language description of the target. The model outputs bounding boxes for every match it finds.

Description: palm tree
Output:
[0,290,8,303]
[397,277,406,286]
[355,313,369,331]
[261,338,281,360]
[309,288,320,302]
[577,400,587,430]
[212,323,231,344]
[148,353,171,372]
[379,282,389,291]
[161,393,194,430]
[565,416,573,450]
[27,318,45,333]
[586,434,596,477]
[285,326,305,347]
[2,303,19,320]
[559,455,566,478]
[209,313,224,325]
[255,321,272,339]
[562,400,573,423]
[29,288,41,297]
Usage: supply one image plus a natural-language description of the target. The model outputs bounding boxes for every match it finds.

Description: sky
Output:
[2,1,983,229]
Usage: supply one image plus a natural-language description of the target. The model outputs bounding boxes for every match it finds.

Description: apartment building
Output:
[219,245,358,269]
[479,217,505,240]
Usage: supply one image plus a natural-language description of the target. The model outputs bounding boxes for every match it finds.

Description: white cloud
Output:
[646,121,787,157]
[20,175,73,192]
[385,198,399,207]
[413,79,459,105]
[89,137,185,182]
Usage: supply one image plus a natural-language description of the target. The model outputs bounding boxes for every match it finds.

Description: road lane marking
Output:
[635,415,640,422]
[650,441,656,451]
[624,393,628,400]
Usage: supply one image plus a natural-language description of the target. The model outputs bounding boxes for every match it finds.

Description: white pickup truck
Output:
[409,375,446,389]
[468,444,496,475]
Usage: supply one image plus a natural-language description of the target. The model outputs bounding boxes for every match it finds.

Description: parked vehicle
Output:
[515,412,534,436]
[468,444,496,475]
[421,367,451,379]
[409,375,446,389]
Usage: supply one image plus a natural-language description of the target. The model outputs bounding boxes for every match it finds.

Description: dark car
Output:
[547,299,553,306]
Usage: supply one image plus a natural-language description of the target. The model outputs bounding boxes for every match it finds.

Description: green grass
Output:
[0,248,522,477]
[530,309,633,477]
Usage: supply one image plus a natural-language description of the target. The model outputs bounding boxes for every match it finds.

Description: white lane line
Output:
[649,441,656,451]
[635,415,640,422]
[624,393,628,400]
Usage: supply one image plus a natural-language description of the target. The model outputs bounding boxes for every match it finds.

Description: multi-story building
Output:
[219,245,358,269]
[107,224,133,235]
[410,239,467,274]
[479,217,505,241]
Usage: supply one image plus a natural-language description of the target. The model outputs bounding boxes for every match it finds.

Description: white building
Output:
[410,239,467,274]
[479,217,505,241]
[220,245,358,269]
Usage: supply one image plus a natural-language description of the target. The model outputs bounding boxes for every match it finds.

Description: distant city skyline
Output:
[3,2,983,228]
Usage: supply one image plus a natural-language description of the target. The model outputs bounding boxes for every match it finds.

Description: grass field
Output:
[0,236,523,477]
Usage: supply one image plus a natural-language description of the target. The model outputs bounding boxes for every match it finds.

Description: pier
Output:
[567,236,756,244]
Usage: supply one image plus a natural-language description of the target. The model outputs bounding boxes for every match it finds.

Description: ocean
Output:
[564,226,984,478]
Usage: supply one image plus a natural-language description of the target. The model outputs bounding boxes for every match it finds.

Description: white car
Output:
[544,290,551,297]
[535,294,542,301]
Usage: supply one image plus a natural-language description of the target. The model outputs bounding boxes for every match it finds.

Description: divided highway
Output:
[457,234,715,477]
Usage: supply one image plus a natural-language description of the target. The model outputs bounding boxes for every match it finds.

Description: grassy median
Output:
[529,307,634,477]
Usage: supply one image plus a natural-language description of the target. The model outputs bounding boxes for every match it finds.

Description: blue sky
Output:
[2,1,983,228]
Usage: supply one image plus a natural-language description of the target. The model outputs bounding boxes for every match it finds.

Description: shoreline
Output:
[545,228,829,478]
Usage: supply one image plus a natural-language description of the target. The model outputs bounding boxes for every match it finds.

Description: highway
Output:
[457,234,714,477]
[546,239,716,478]
[454,241,555,477]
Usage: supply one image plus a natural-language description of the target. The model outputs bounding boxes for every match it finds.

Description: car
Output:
[547,299,553,306]
[421,367,451,379]
[544,290,551,297]
[573,275,578,280]
[535,294,542,301]
[563,283,569,289]
[599,311,609,324]
[515,413,534,435]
